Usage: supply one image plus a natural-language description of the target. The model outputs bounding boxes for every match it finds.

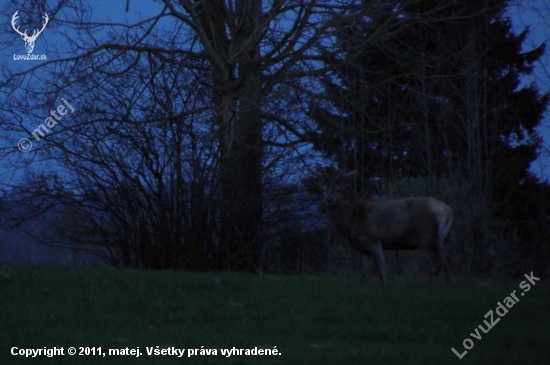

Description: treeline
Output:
[0,0,548,277]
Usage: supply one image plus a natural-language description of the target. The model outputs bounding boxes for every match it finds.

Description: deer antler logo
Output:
[11,11,49,54]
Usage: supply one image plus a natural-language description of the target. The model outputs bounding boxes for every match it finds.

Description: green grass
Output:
[0,265,548,364]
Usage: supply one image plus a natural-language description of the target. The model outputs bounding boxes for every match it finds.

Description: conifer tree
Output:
[310,0,549,273]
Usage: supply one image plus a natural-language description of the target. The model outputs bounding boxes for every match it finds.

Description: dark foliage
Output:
[310,0,549,275]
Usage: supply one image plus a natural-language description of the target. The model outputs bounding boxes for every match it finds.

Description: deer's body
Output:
[310,169,453,286]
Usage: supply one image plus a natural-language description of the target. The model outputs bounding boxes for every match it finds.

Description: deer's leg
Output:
[426,247,443,286]
[369,243,386,287]
[437,214,453,287]
[437,245,452,287]
[360,253,369,286]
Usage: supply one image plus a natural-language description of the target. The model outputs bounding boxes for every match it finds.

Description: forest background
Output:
[0,0,549,280]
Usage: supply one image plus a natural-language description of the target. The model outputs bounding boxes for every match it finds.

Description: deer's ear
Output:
[342,170,358,179]
[312,178,325,188]
[340,179,353,189]
[339,171,358,188]
[306,166,324,180]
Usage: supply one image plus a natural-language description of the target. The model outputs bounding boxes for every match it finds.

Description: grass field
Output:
[0,265,548,364]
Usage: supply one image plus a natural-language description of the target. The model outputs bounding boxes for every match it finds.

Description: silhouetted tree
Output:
[310,0,549,275]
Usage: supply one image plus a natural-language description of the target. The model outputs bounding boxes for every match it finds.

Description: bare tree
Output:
[0,1,360,271]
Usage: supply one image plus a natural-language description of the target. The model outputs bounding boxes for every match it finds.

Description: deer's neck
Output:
[326,200,357,239]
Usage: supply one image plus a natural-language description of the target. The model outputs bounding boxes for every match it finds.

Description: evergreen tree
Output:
[312,0,548,183]
[310,0,549,274]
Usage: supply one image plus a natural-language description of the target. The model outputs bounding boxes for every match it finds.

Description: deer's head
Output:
[308,168,358,206]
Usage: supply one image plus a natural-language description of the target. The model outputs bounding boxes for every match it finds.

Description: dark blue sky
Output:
[4,0,550,181]
[509,0,550,181]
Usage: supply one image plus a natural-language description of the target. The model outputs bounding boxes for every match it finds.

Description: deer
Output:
[308,168,453,287]
[11,11,49,54]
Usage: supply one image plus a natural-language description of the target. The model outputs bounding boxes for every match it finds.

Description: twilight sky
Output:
[4,0,550,182]
[509,0,550,181]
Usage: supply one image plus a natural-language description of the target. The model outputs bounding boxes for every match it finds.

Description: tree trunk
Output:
[212,0,264,272]
[217,77,263,271]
